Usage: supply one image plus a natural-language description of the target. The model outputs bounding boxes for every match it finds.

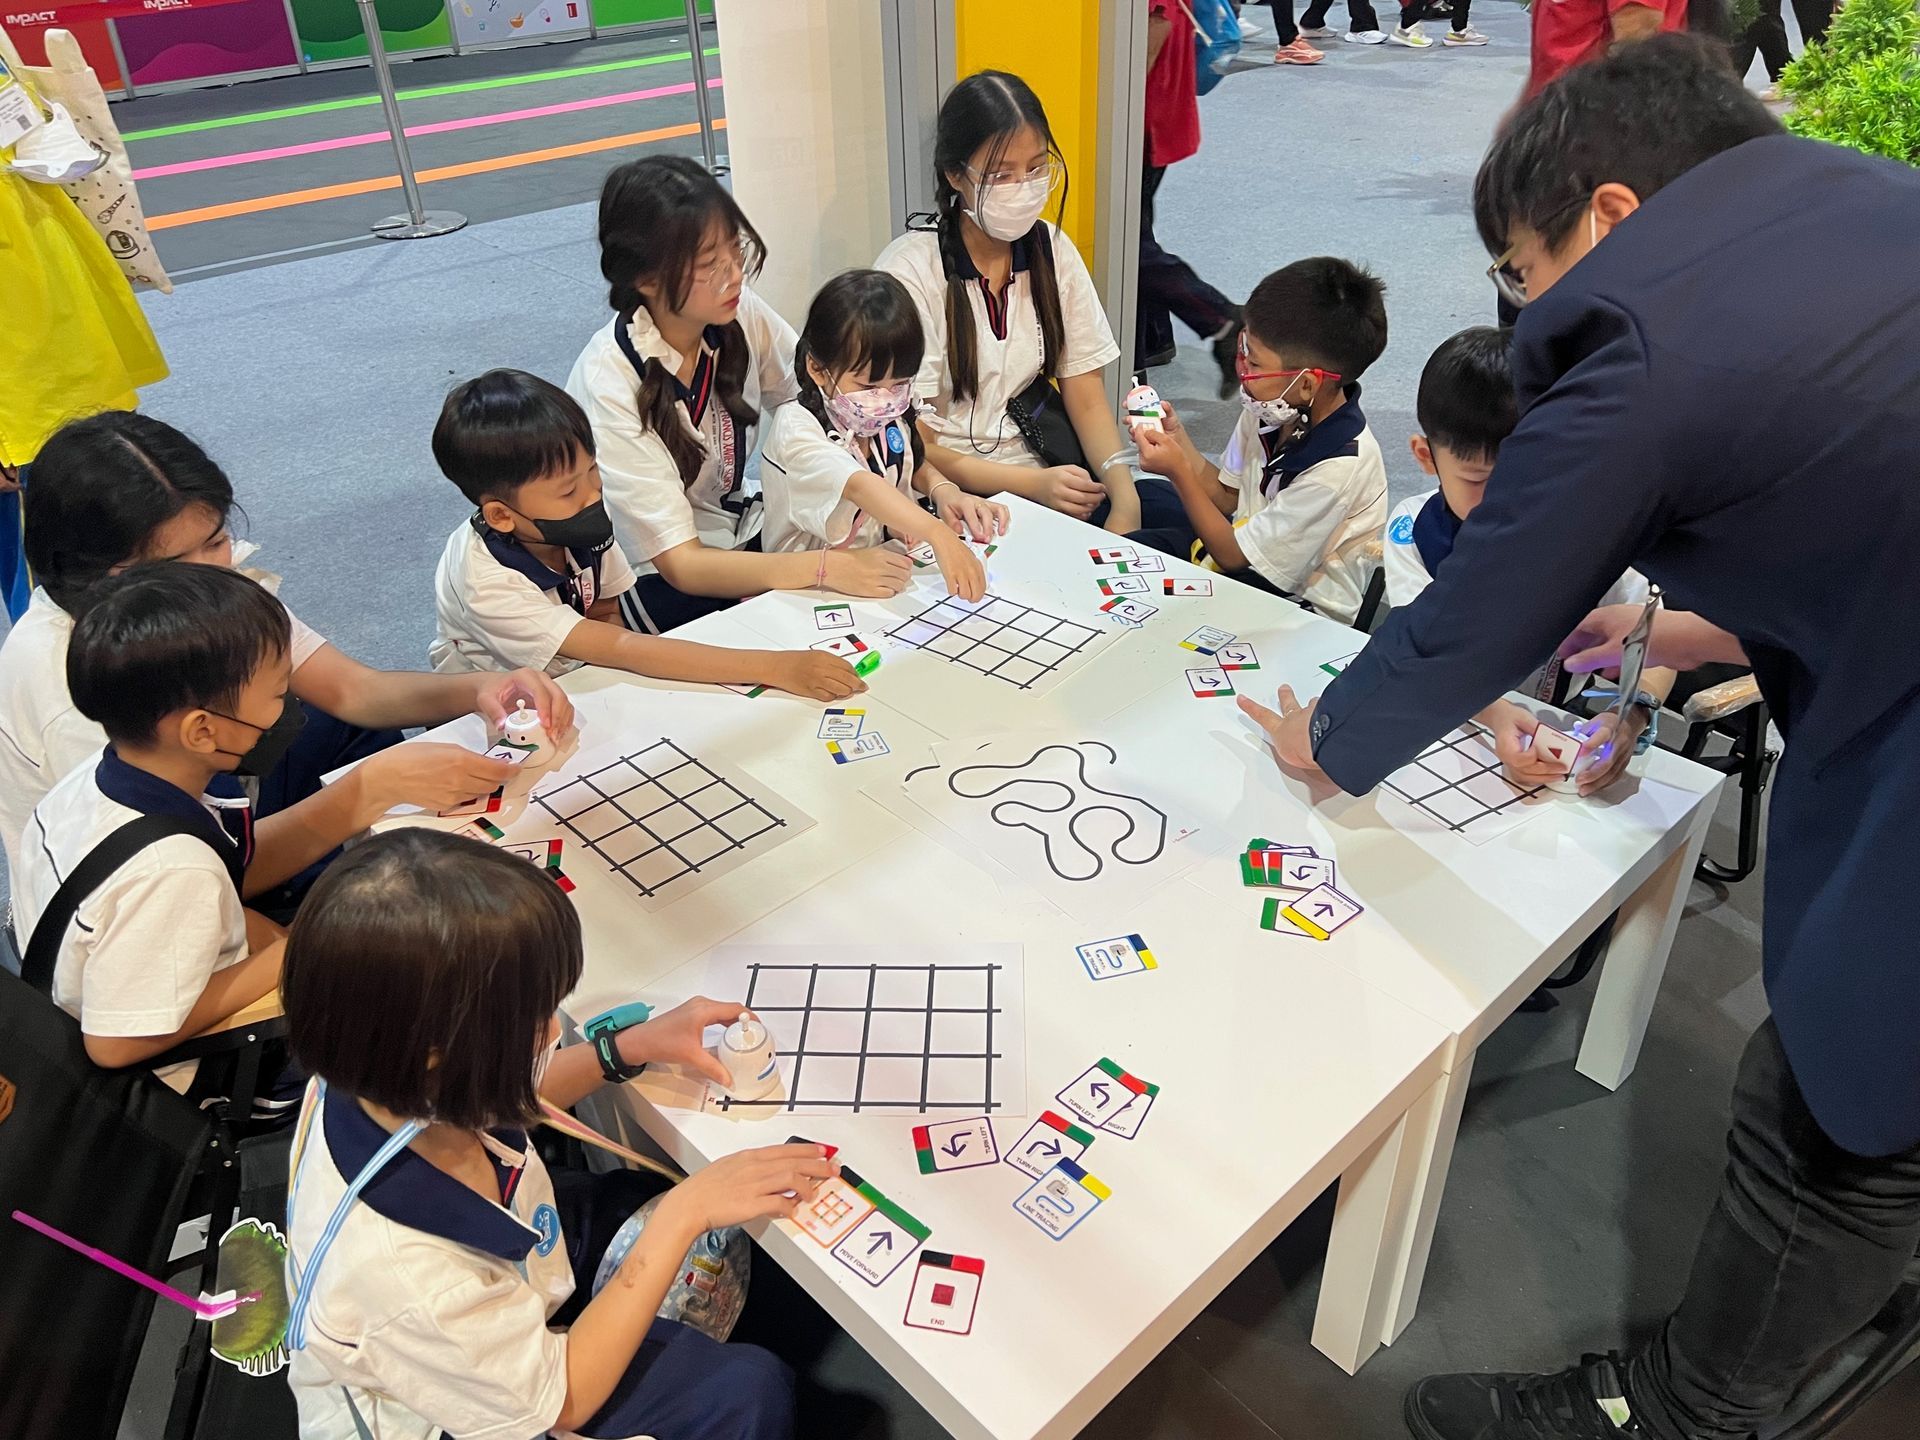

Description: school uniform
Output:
[876,225,1186,530]
[286,1082,793,1440]
[430,518,637,678]
[0,585,327,890]
[1383,486,1650,701]
[12,748,253,1092]
[759,401,917,554]
[566,290,798,634]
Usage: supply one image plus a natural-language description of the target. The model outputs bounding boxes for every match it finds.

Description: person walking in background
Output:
[1729,0,1833,97]
[1298,0,1446,48]
[1526,0,1687,94]
[1140,0,1244,394]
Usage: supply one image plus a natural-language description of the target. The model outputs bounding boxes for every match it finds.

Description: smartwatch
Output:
[1628,691,1662,755]
[593,1029,648,1085]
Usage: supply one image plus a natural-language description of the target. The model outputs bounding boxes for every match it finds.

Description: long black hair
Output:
[25,411,240,615]
[933,70,1069,403]
[596,154,768,488]
[793,269,927,474]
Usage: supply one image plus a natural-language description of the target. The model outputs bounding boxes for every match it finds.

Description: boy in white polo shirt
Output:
[15,565,465,1085]
[1132,257,1391,625]
[430,370,862,703]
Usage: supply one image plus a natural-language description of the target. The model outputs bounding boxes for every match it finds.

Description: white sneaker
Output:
[1344,28,1388,43]
[1390,21,1434,46]
[1300,24,1337,37]
[1443,24,1489,43]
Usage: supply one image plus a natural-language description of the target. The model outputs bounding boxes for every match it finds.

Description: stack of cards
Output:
[790,1163,930,1288]
[1260,884,1364,941]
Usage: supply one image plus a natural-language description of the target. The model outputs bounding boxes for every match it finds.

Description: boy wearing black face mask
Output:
[430,370,863,703]
[1131,257,1391,626]
[16,564,418,1092]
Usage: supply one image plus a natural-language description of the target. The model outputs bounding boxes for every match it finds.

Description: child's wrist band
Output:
[929,480,960,505]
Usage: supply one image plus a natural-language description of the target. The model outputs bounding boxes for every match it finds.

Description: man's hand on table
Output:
[1239,684,1326,776]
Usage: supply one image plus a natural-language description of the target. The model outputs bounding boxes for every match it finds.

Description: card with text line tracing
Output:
[825,732,890,765]
[817,708,866,741]
[1179,625,1235,655]
[1075,933,1157,981]
[1013,1158,1109,1240]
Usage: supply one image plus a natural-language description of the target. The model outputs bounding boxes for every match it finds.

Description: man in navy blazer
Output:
[1244,36,1920,1440]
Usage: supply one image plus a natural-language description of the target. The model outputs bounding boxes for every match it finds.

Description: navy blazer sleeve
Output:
[1311,294,1675,793]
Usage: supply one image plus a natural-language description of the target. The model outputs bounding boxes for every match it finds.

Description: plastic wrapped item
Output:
[592,1196,751,1341]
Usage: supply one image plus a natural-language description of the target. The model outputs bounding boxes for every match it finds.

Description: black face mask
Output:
[518,500,614,553]
[211,697,308,778]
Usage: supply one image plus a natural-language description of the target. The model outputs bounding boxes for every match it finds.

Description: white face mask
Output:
[1241,372,1306,433]
[968,174,1051,242]
[532,1031,561,1093]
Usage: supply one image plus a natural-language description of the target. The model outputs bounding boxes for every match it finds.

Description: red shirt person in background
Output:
[1138,0,1242,395]
[1528,0,1688,95]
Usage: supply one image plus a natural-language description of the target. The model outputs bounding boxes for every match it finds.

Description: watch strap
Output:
[593,1029,647,1084]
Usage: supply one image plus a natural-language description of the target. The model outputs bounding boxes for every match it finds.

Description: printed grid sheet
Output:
[885,593,1107,692]
[1383,723,1544,836]
[532,740,804,910]
[717,961,1011,1116]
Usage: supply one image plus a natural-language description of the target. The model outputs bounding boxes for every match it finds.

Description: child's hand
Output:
[1133,401,1191,481]
[1481,701,1570,789]
[1570,708,1646,795]
[765,650,866,702]
[823,547,912,598]
[929,531,986,602]
[473,667,575,741]
[935,490,1010,544]
[358,742,515,817]
[658,1144,842,1235]
[617,996,742,1085]
[1033,464,1105,520]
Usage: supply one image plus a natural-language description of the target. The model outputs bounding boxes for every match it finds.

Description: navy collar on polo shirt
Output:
[1259,383,1367,494]
[946,232,1034,282]
[470,514,610,593]
[93,746,251,892]
[1412,488,1466,579]
[322,1083,539,1262]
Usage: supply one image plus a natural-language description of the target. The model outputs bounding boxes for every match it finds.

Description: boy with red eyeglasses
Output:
[1132,257,1390,625]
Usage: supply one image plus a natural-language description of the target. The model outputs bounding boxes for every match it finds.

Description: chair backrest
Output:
[0,965,214,1440]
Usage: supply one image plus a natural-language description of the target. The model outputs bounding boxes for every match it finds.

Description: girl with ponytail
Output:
[875,71,1181,536]
[566,157,911,636]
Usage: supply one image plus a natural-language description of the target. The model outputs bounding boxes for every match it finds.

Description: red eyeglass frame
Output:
[1236,336,1341,387]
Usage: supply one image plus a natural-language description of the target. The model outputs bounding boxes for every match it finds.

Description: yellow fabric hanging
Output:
[0,59,167,468]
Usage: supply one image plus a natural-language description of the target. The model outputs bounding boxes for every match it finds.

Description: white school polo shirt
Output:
[565,286,799,576]
[13,749,252,1091]
[876,224,1120,468]
[1218,391,1390,625]
[759,400,917,553]
[1384,486,1652,699]
[431,519,637,679]
[0,585,326,887]
[285,1083,588,1440]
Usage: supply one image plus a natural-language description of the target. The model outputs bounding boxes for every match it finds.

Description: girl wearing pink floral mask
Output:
[759,269,1009,602]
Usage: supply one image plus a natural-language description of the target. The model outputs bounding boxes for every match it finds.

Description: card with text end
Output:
[817,708,867,741]
[1075,933,1156,981]
[1163,577,1213,597]
[1186,666,1235,698]
[1179,625,1236,655]
[1056,1057,1150,1127]
[1013,1158,1109,1240]
[914,1116,999,1173]
[904,1252,984,1335]
[1088,545,1138,565]
[1000,1110,1095,1180]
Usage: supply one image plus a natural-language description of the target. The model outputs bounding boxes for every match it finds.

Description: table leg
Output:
[1312,1069,1449,1374]
[1576,804,1713,1090]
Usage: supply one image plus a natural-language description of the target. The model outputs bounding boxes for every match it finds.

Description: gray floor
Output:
[84,4,1919,1436]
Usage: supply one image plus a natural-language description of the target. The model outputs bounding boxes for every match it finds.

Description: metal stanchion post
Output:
[358,0,466,239]
[682,0,727,175]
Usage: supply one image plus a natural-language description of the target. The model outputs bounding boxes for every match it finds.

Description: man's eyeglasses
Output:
[1486,195,1592,309]
[1236,336,1339,387]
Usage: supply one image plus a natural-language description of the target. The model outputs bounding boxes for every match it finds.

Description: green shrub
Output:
[1778,0,1920,165]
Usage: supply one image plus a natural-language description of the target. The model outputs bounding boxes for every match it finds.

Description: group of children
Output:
[0,63,1640,1440]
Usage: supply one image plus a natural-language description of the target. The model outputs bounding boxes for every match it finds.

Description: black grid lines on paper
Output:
[719,962,1006,1114]
[884,593,1103,690]
[1382,723,1543,834]
[531,740,788,899]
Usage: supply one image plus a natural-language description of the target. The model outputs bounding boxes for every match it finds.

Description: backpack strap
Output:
[22,814,209,994]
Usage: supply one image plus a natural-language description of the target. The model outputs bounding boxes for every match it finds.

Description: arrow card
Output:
[1056,1057,1152,1128]
[913,1117,1000,1174]
[1000,1110,1095,1180]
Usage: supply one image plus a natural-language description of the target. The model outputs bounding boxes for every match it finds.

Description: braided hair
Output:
[932,71,1068,404]
[596,155,767,487]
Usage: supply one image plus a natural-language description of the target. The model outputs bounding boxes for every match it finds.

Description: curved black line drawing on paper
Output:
[944,741,1170,883]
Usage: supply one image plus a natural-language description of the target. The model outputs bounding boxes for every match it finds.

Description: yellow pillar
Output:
[954,0,1106,266]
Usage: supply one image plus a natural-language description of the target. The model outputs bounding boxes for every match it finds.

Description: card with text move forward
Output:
[484,739,539,766]
[831,1192,930,1287]
[1279,883,1365,941]
[904,1252,984,1335]
[814,602,856,632]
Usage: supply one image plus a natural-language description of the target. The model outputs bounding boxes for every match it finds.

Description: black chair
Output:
[0,964,288,1440]
[1668,668,1777,884]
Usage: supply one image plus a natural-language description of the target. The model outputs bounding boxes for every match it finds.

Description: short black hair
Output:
[284,828,583,1130]
[432,369,597,508]
[68,563,291,747]
[25,411,239,615]
[1243,258,1388,380]
[1416,327,1517,464]
[1473,34,1781,257]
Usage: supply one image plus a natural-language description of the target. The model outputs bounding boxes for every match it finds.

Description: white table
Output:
[373,496,1720,1433]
